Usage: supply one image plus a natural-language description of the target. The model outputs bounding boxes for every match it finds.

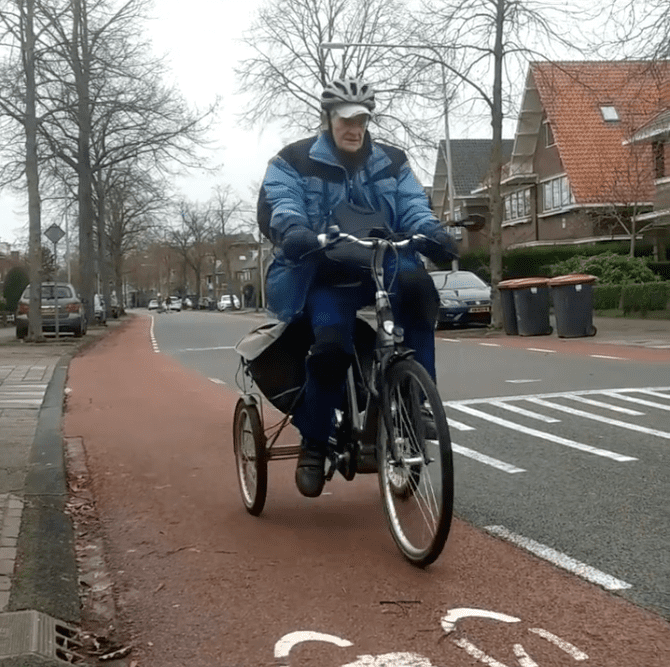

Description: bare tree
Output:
[416,0,592,327]
[235,0,445,152]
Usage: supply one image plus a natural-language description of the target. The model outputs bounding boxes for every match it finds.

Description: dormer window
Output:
[544,120,555,147]
[600,105,619,122]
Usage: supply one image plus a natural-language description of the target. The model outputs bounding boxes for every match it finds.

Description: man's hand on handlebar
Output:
[414,228,459,264]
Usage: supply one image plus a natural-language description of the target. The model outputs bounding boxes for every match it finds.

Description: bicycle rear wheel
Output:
[233,398,268,516]
[378,358,453,567]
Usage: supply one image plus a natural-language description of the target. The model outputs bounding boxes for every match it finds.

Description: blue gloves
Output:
[282,227,321,261]
[416,227,459,264]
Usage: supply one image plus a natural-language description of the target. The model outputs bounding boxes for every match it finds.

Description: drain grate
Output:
[0,610,84,665]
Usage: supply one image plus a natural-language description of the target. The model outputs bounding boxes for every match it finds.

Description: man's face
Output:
[331,113,368,153]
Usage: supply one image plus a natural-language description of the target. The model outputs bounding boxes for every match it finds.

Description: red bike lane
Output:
[63,316,669,667]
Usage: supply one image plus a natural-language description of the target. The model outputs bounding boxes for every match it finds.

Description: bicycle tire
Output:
[233,398,268,516]
[378,358,453,567]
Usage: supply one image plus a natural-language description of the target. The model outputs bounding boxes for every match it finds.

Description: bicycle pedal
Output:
[356,444,378,474]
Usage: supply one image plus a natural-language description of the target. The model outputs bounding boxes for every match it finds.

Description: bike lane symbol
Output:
[441,608,589,665]
[274,608,588,666]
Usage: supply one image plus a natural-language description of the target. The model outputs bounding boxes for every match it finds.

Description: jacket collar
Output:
[309,131,392,176]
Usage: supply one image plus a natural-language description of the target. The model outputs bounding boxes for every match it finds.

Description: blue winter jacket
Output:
[261,131,444,322]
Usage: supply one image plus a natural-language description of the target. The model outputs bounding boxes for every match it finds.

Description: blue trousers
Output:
[291,264,439,446]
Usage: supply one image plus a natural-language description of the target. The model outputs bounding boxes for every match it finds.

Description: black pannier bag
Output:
[235,317,376,415]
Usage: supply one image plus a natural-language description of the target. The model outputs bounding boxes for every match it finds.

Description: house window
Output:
[600,105,619,122]
[542,175,574,212]
[503,188,532,221]
[544,121,555,147]
[653,141,665,179]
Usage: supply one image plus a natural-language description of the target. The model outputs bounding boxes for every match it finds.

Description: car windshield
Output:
[432,272,488,290]
[41,285,73,300]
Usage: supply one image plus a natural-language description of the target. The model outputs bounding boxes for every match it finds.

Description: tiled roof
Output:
[531,61,670,204]
[431,139,514,218]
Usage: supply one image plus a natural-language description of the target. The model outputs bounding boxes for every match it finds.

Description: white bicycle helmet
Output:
[321,78,376,113]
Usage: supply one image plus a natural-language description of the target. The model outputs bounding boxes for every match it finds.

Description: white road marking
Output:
[513,643,539,667]
[479,342,500,347]
[452,444,526,474]
[601,390,670,412]
[452,638,509,667]
[525,397,670,440]
[440,608,520,635]
[446,418,475,431]
[564,395,644,415]
[485,525,632,590]
[274,631,353,660]
[528,628,589,661]
[445,403,636,462]
[149,315,159,353]
[526,347,556,353]
[590,354,625,360]
[489,400,560,423]
[176,345,237,352]
[440,338,460,343]
[635,389,670,401]
[208,378,227,385]
[505,379,542,384]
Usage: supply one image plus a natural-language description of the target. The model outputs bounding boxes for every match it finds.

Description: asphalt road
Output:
[152,309,669,620]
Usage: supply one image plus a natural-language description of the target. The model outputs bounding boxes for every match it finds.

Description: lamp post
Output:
[320,41,456,224]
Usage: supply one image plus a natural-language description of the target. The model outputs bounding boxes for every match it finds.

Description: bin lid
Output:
[498,277,550,289]
[548,273,597,286]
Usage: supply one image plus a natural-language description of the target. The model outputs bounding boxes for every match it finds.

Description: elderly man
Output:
[258,78,457,497]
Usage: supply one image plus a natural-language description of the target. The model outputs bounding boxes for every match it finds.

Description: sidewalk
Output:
[0,310,667,664]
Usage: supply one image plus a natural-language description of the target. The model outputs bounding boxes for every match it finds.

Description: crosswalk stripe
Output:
[445,402,636,462]
[488,400,560,423]
[601,391,670,412]
[525,397,670,440]
[445,418,475,431]
[564,395,644,415]
[452,444,525,474]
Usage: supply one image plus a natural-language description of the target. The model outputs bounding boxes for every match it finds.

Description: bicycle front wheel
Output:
[378,358,453,567]
[233,398,267,516]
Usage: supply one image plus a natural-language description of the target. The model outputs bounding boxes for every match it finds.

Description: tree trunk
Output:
[23,0,44,342]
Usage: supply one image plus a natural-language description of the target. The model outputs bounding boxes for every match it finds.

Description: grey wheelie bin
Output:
[510,277,552,336]
[498,278,523,335]
[549,274,597,338]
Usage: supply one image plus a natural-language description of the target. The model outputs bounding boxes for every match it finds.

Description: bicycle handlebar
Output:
[317,229,427,250]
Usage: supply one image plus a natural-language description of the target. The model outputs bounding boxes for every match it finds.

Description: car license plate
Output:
[469,306,490,313]
[42,307,56,315]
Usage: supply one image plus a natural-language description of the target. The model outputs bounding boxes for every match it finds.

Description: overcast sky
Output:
[0,0,277,246]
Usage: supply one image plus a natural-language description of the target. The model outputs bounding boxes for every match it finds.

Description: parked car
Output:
[167,296,182,312]
[199,296,213,310]
[430,270,492,329]
[94,293,107,325]
[217,294,240,311]
[147,299,160,310]
[15,282,87,339]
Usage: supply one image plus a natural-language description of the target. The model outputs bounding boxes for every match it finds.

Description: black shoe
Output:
[295,444,326,498]
[421,406,438,440]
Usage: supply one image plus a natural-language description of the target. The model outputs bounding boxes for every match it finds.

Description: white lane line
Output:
[446,418,475,431]
[445,403,636,462]
[485,525,632,591]
[590,354,625,360]
[177,345,237,352]
[505,379,541,384]
[525,397,670,440]
[489,400,560,423]
[527,348,556,353]
[208,378,227,385]
[564,394,644,415]
[602,390,670,412]
[440,338,460,343]
[149,315,159,353]
[452,444,525,474]
[479,342,500,347]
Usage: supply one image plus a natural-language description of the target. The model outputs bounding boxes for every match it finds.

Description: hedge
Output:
[593,282,670,314]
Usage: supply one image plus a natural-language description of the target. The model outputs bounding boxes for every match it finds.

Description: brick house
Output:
[627,106,670,260]
[431,139,513,252]
[501,60,670,251]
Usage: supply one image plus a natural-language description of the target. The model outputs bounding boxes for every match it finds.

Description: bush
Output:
[621,282,670,315]
[593,284,622,310]
[547,252,660,285]
[2,266,29,313]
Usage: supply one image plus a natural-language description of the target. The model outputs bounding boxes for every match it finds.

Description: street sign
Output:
[44,224,65,245]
